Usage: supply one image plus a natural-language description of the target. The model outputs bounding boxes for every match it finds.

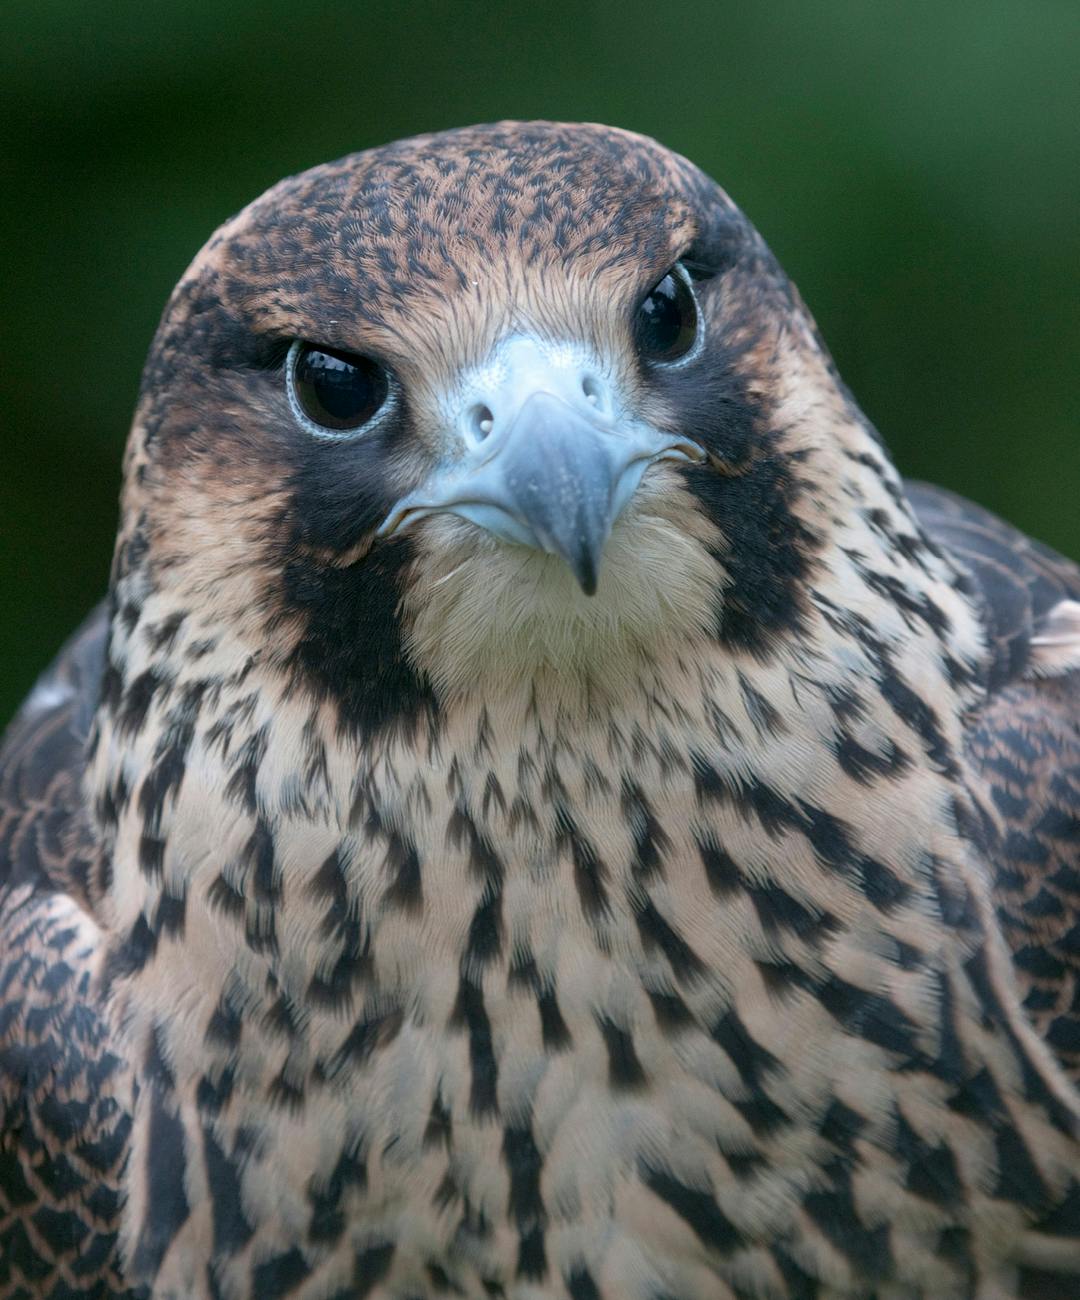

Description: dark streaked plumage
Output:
[3,121,1080,1299]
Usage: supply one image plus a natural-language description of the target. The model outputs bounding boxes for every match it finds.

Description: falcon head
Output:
[114,122,893,725]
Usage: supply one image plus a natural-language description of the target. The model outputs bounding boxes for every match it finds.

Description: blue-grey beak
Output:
[378,337,703,594]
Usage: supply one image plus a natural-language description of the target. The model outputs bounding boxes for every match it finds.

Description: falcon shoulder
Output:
[908,481,1080,1082]
[0,604,138,1297]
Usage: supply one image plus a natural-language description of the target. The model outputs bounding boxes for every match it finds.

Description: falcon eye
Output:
[287,341,389,436]
[634,267,699,364]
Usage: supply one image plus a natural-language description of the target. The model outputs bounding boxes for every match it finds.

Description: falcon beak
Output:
[378,337,704,594]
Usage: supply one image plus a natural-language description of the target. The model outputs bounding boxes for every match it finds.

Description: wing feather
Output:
[0,604,137,1295]
[909,483,1080,1081]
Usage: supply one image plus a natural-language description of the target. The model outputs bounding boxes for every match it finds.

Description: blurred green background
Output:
[2,0,1078,725]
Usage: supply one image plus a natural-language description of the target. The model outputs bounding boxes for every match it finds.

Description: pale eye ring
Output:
[286,340,391,438]
[633,264,701,364]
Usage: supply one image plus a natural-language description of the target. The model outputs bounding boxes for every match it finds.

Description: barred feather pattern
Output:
[81,424,1080,1299]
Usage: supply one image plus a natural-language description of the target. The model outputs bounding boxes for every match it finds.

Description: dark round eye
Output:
[288,341,389,435]
[634,269,699,363]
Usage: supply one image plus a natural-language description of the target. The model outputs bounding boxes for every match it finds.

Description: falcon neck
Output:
[85,568,983,983]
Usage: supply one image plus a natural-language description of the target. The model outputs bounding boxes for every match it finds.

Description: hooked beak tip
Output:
[536,522,604,595]
[575,562,599,597]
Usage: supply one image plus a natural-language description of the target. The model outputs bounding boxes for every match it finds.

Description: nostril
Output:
[469,403,495,441]
[581,376,603,408]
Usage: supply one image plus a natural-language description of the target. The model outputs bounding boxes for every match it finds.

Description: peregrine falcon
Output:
[2,122,1080,1300]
